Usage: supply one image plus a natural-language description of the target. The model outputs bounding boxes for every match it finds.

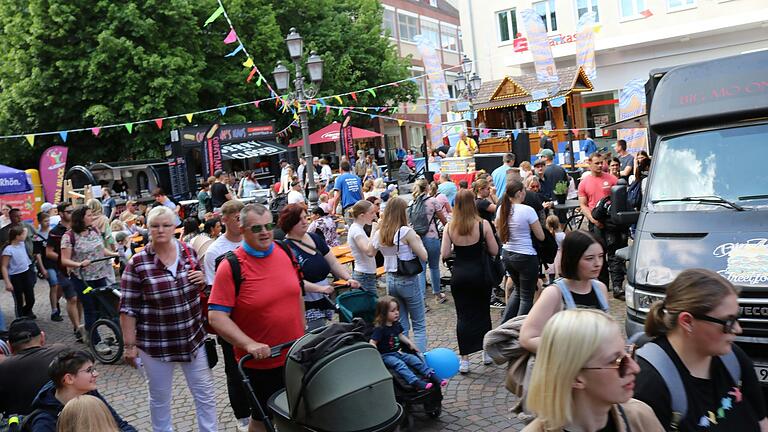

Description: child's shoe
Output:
[413,379,433,390]
[427,373,449,387]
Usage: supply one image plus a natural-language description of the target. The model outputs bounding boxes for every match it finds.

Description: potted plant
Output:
[553,180,568,204]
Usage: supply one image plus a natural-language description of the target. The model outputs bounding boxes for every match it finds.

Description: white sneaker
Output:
[459,360,470,374]
[483,351,493,365]
[95,342,112,355]
[236,418,250,432]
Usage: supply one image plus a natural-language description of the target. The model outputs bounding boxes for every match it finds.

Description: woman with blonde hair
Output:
[362,179,375,198]
[634,269,768,431]
[57,394,120,432]
[519,161,533,179]
[411,179,447,304]
[441,189,498,373]
[372,197,429,351]
[348,199,379,294]
[524,309,663,432]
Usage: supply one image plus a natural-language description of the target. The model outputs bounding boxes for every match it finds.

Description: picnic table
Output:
[331,244,351,257]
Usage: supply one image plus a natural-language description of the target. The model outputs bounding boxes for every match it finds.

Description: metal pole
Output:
[295,61,318,209]
[469,95,476,137]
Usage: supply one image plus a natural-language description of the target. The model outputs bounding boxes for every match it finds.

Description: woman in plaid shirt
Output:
[119,206,218,432]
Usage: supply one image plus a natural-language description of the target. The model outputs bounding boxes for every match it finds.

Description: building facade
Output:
[457,0,768,145]
[378,0,463,151]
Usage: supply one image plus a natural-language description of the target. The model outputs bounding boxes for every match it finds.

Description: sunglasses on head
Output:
[583,344,637,378]
[249,222,275,233]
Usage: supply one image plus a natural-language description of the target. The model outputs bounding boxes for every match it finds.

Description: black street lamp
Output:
[455,55,482,135]
[272,27,324,209]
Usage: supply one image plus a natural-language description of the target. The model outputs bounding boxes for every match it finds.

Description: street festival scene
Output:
[0,1,766,431]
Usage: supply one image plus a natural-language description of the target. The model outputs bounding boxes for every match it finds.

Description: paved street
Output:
[2,276,625,431]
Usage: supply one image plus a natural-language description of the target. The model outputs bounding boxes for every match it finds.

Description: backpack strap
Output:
[555,279,577,310]
[635,342,687,427]
[616,404,631,432]
[720,349,741,386]
[276,240,305,296]
[225,251,242,297]
[590,279,610,312]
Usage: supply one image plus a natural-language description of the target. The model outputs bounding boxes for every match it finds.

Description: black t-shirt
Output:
[48,223,68,271]
[476,198,496,228]
[0,344,70,415]
[210,182,229,209]
[543,164,568,199]
[287,233,331,283]
[32,239,55,269]
[371,322,404,354]
[634,336,766,431]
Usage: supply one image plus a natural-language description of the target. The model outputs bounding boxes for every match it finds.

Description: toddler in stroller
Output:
[369,296,447,390]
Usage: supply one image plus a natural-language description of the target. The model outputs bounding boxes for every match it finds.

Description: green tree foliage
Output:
[0,0,416,167]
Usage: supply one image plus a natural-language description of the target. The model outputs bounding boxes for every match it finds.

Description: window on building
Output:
[382,8,396,38]
[575,0,600,22]
[398,12,419,42]
[533,0,558,32]
[668,0,695,9]
[411,71,427,99]
[420,18,440,47]
[620,0,646,17]
[429,0,438,6]
[440,25,458,51]
[497,9,518,43]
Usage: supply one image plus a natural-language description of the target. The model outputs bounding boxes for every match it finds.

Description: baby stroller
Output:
[238,322,403,432]
[335,288,444,429]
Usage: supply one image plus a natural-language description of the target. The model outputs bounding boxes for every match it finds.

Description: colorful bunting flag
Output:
[155,119,163,129]
[255,75,263,87]
[219,107,228,115]
[25,135,34,146]
[397,119,405,127]
[325,106,331,115]
[640,9,653,18]
[254,100,260,108]
[318,98,327,107]
[125,123,133,133]
[59,131,68,142]
[242,58,254,68]
[185,113,194,123]
[337,108,343,115]
[367,88,376,97]
[246,68,257,82]
[223,28,238,44]
[91,127,101,137]
[350,92,357,102]
[225,44,243,57]
[342,109,349,116]
[204,6,225,27]
[334,96,343,105]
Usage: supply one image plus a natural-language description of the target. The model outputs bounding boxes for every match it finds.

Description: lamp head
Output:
[285,27,303,60]
[272,61,290,92]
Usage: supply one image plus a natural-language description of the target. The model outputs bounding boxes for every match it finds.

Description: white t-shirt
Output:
[287,190,305,204]
[203,235,242,285]
[500,204,539,255]
[372,226,416,273]
[2,242,31,275]
[348,222,376,274]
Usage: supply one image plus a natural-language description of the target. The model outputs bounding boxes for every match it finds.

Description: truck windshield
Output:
[648,123,768,209]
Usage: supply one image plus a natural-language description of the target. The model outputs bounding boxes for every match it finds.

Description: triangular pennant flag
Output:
[571,129,579,136]
[391,107,398,114]
[25,134,34,146]
[224,44,243,57]
[255,75,263,87]
[219,107,228,116]
[350,92,357,102]
[59,131,68,142]
[512,129,520,140]
[293,113,299,121]
[311,104,318,115]
[325,106,331,115]
[337,108,343,115]
[204,5,224,26]
[91,127,101,137]
[185,113,194,123]
[246,67,257,82]
[154,118,163,129]
[317,98,327,107]
[397,119,405,127]
[342,109,349,116]
[254,100,261,108]
[362,107,368,112]
[369,114,375,119]
[367,88,376,97]
[242,57,254,68]
[334,95,343,105]
[125,123,133,133]
[425,123,432,130]
[393,82,400,87]
[223,28,238,44]
[542,129,550,136]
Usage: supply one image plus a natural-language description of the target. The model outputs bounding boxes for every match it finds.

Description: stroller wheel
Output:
[428,407,442,419]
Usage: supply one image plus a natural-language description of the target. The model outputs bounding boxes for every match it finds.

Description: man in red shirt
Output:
[209,203,305,432]
[578,152,627,299]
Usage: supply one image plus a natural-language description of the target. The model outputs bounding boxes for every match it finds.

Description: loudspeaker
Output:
[474,153,505,173]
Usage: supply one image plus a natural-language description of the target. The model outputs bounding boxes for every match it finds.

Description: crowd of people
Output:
[0,139,765,432]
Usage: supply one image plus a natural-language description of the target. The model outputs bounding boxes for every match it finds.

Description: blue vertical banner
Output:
[575,12,597,81]
[520,9,558,84]
[617,78,648,152]
[415,34,449,150]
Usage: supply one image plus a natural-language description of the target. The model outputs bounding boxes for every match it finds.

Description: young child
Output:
[545,215,566,283]
[370,296,446,390]
[1,225,35,318]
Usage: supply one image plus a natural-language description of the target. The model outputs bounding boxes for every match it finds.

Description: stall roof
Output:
[470,66,593,112]
[220,140,288,160]
[88,160,168,171]
[288,122,383,147]
[0,164,31,194]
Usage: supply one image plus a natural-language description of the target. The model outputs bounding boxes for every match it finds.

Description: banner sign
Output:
[39,146,68,204]
[342,126,354,158]
[617,78,648,152]
[205,124,222,178]
[521,9,558,83]
[575,12,597,81]
[0,192,35,222]
[415,34,449,150]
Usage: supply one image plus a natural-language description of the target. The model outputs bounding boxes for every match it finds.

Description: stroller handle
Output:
[238,340,297,368]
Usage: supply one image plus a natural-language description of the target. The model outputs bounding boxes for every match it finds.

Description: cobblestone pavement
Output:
[1,277,625,431]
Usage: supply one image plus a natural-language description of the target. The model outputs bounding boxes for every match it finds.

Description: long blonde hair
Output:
[56,394,120,432]
[412,178,428,199]
[377,197,408,247]
[526,309,619,430]
[450,189,480,237]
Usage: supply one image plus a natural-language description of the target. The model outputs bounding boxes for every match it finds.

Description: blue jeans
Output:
[419,236,442,295]
[501,251,540,322]
[381,351,433,385]
[386,273,427,352]
[71,277,108,332]
[353,271,378,295]
[0,306,6,331]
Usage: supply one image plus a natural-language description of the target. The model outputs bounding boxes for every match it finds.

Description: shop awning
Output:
[220,141,288,160]
[0,164,32,194]
[288,122,383,148]
[469,66,594,112]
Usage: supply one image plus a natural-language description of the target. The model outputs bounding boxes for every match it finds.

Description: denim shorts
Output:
[45,268,58,287]
[58,272,78,300]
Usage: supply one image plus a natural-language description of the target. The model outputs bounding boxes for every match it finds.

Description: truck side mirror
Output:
[610,183,640,225]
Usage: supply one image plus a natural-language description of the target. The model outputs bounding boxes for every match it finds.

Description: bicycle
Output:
[77,256,124,364]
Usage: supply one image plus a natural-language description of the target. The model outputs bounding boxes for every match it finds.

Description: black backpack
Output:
[16,407,58,432]
[627,178,643,210]
[213,241,305,297]
[533,227,558,265]
[407,195,434,237]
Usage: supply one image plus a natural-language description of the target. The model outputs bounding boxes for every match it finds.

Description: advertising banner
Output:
[205,124,222,178]
[415,34,449,150]
[342,125,354,158]
[520,9,558,84]
[0,192,36,222]
[39,146,68,204]
[575,12,597,81]
[618,78,648,152]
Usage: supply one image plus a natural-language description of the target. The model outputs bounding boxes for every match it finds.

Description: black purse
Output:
[479,222,505,287]
[396,229,423,276]
[204,337,218,368]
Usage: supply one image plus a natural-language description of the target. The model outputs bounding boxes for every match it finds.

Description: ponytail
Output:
[644,300,670,337]
[495,179,524,244]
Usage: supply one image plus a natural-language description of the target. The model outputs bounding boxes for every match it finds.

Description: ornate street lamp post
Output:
[454,55,482,135]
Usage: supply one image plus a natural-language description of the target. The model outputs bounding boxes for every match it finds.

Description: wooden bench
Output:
[337,255,355,265]
[376,266,385,277]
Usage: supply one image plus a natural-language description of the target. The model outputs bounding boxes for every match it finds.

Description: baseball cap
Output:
[40,202,54,213]
[537,149,555,158]
[8,318,41,345]
[533,158,546,167]
[380,190,391,202]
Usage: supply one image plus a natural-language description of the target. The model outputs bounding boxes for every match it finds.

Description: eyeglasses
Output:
[249,223,275,233]
[583,344,637,378]
[78,366,98,376]
[691,313,740,334]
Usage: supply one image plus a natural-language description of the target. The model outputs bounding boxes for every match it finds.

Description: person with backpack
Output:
[119,206,217,432]
[208,203,307,432]
[523,309,663,432]
[634,269,768,431]
[409,179,447,305]
[45,203,82,343]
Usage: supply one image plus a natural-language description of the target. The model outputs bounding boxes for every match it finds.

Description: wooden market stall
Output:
[470,66,593,164]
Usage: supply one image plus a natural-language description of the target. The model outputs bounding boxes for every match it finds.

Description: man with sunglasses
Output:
[209,203,305,432]
[44,202,82,341]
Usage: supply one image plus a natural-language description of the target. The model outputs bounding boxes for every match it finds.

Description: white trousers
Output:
[139,348,218,432]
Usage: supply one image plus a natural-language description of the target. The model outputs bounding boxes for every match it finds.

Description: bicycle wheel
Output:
[89,319,124,364]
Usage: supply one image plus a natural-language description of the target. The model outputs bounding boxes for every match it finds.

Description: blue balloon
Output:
[424,348,460,380]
